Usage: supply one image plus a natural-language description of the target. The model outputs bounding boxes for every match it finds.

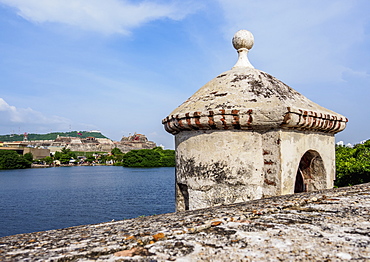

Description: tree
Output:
[86,155,96,163]
[122,149,161,167]
[23,152,33,162]
[335,140,370,187]
[121,148,175,167]
[54,147,76,164]
[0,150,31,169]
[42,156,53,165]
[110,147,124,165]
[111,147,122,156]
[155,148,175,167]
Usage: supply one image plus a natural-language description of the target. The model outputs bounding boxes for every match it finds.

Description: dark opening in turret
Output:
[295,150,326,193]
[177,183,189,211]
[294,169,306,193]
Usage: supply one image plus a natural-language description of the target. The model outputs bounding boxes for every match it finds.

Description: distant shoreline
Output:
[31,163,105,168]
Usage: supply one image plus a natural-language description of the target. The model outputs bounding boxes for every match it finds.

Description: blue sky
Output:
[0,0,369,149]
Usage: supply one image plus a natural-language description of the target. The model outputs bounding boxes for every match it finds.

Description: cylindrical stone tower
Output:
[163,30,347,211]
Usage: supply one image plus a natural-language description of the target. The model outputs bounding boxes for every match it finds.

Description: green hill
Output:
[0,131,109,142]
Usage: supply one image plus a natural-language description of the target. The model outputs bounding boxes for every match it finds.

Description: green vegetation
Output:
[335,139,370,187]
[0,150,32,169]
[42,156,54,165]
[71,151,107,157]
[54,148,77,164]
[121,147,175,167]
[0,145,175,169]
[23,152,33,163]
[35,147,175,167]
[110,147,124,166]
[111,147,122,156]
[0,131,108,142]
[85,155,96,163]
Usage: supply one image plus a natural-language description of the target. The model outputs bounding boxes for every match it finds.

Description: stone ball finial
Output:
[232,30,254,51]
[232,30,254,69]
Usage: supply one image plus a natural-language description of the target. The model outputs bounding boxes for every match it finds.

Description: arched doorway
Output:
[294,150,326,193]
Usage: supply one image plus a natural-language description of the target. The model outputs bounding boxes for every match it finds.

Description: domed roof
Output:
[163,30,347,135]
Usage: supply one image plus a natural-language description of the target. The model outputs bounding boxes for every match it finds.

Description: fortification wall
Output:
[20,135,157,153]
[1,183,369,261]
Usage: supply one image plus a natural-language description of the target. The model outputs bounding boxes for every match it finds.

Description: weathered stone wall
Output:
[23,147,50,160]
[280,130,335,194]
[1,183,369,261]
[66,143,113,152]
[116,141,157,153]
[0,147,51,160]
[261,130,282,198]
[24,136,157,153]
[175,130,264,210]
[174,129,336,211]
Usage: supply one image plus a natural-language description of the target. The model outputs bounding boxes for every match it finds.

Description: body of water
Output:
[0,166,175,237]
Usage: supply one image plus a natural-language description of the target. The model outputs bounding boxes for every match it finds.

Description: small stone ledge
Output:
[1,183,369,261]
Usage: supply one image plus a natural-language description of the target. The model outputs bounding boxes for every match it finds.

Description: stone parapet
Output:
[1,183,369,261]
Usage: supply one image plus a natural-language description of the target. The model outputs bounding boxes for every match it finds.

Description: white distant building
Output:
[337,141,344,146]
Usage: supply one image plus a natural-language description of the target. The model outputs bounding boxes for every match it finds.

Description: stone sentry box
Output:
[162,30,347,211]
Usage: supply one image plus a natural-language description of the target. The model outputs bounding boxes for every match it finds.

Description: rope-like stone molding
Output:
[281,107,347,133]
[162,109,253,134]
[162,107,347,135]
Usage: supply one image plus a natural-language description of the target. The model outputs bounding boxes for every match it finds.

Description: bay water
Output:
[0,166,175,237]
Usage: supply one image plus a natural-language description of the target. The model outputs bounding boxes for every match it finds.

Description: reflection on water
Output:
[0,166,175,237]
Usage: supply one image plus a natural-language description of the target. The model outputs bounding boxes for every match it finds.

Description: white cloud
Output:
[342,68,370,79]
[0,98,108,135]
[0,0,199,35]
[0,97,69,127]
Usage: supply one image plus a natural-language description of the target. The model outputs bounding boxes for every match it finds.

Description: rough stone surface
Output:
[162,67,347,135]
[1,183,369,261]
[175,130,264,210]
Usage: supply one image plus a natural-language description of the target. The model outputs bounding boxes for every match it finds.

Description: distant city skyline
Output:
[0,0,369,149]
